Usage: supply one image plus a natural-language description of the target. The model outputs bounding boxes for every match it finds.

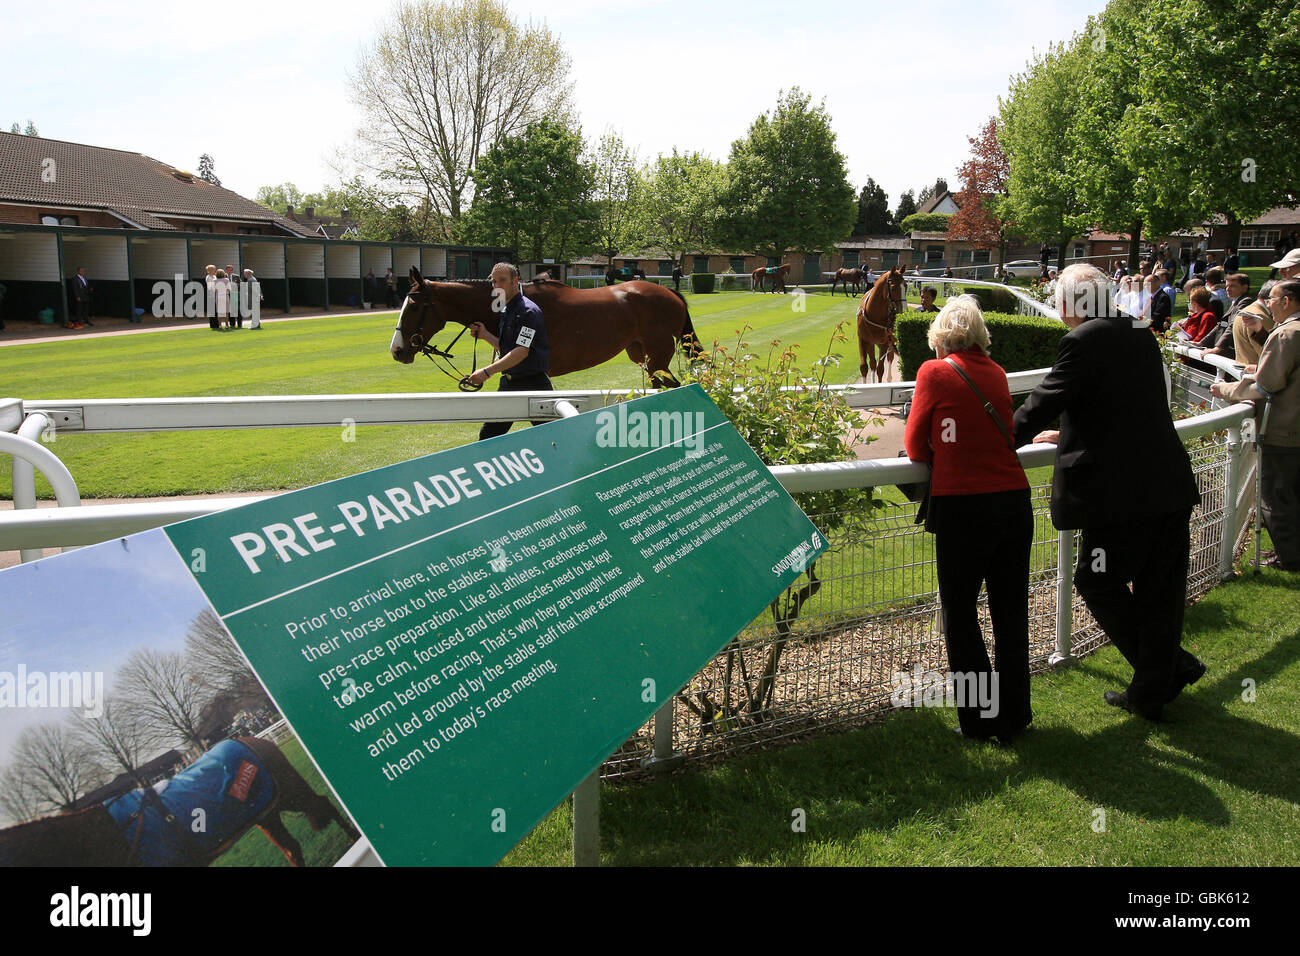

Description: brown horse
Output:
[857,266,906,382]
[830,267,865,297]
[751,263,791,294]
[391,268,700,387]
[0,736,360,867]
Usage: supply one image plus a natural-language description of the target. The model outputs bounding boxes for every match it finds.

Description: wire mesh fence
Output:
[603,427,1243,779]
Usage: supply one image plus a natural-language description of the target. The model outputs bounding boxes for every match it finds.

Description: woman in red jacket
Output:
[903,295,1033,743]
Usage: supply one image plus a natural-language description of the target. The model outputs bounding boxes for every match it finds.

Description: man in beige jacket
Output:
[1212,278,1300,570]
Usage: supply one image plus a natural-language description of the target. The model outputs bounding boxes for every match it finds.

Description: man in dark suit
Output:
[1223,247,1240,274]
[70,267,93,328]
[1013,264,1205,721]
[1149,271,1173,333]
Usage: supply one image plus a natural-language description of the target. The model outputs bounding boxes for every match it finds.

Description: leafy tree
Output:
[349,0,573,234]
[717,88,857,258]
[640,150,726,266]
[197,153,221,186]
[255,182,305,213]
[23,120,37,137]
[588,130,643,267]
[7,123,16,134]
[1000,38,1092,270]
[948,117,1014,266]
[459,119,595,262]
[892,190,917,230]
[1066,2,1168,266]
[1114,0,1300,251]
[853,178,894,235]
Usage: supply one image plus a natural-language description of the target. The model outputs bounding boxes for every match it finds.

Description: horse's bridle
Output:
[397,286,484,392]
[860,273,905,333]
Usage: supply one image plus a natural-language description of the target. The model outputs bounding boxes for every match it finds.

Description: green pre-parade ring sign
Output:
[163,385,827,866]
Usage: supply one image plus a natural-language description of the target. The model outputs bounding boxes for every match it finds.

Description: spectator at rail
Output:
[903,294,1032,743]
[1198,273,1255,361]
[1175,287,1218,344]
[942,265,954,278]
[386,267,398,308]
[1149,271,1174,333]
[1224,247,1240,274]
[919,287,940,312]
[1271,247,1300,281]
[1212,278,1300,570]
[1161,250,1179,284]
[1205,267,1229,306]
[1115,275,1136,315]
[1015,264,1204,720]
[671,263,683,292]
[1183,277,1222,323]
[365,268,379,309]
[204,264,219,330]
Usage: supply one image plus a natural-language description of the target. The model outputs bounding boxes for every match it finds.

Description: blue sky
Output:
[0,529,211,763]
[4,0,1106,212]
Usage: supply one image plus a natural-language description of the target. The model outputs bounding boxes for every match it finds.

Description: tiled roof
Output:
[1205,206,1300,227]
[917,189,959,214]
[0,132,311,235]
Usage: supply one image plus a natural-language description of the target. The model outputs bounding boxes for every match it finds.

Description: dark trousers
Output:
[75,297,89,323]
[478,372,553,442]
[932,488,1034,738]
[1260,445,1300,565]
[1074,507,1197,713]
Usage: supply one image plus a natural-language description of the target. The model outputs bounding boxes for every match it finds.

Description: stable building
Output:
[0,132,508,324]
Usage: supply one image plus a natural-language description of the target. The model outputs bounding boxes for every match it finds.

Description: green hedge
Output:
[961,285,1021,313]
[897,311,1066,381]
[691,273,716,294]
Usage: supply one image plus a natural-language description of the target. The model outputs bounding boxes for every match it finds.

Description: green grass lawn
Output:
[4,292,870,498]
[502,555,1300,866]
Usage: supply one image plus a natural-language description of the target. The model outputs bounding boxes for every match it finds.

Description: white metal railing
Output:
[1,350,1258,868]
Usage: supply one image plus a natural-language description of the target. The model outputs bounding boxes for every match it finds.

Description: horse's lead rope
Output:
[411,322,484,392]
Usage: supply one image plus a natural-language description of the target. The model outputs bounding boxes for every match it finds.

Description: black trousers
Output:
[478,372,553,442]
[1073,506,1197,713]
[1260,444,1300,566]
[932,488,1033,738]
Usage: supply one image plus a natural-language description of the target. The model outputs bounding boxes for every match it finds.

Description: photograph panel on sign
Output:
[0,529,360,867]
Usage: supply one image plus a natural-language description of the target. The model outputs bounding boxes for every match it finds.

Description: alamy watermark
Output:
[0,665,104,718]
[594,403,707,458]
[891,665,1000,718]
[151,274,260,323]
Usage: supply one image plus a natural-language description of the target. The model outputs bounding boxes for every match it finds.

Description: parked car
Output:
[1002,260,1046,279]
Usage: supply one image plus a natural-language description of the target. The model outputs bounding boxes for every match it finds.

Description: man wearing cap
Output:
[1270,247,1300,280]
[1212,278,1300,571]
[467,262,552,441]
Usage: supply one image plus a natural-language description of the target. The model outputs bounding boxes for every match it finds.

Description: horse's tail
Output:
[670,290,704,358]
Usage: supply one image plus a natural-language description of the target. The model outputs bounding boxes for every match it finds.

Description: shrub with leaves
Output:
[672,322,884,726]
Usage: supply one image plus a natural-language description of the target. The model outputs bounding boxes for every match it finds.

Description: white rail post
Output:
[642,699,684,773]
[1050,528,1075,665]
[1220,420,1242,580]
[4,414,82,563]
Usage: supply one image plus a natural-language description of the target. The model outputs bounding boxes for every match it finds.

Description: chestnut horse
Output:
[391,269,700,387]
[751,263,791,294]
[830,267,865,297]
[857,266,906,382]
[0,736,360,867]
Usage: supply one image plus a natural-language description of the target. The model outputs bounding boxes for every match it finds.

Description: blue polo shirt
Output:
[498,291,549,377]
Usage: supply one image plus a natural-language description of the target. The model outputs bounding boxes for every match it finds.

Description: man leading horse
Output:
[468,262,553,441]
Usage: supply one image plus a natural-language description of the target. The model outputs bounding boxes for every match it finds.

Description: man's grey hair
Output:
[492,262,520,280]
[1055,264,1115,319]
